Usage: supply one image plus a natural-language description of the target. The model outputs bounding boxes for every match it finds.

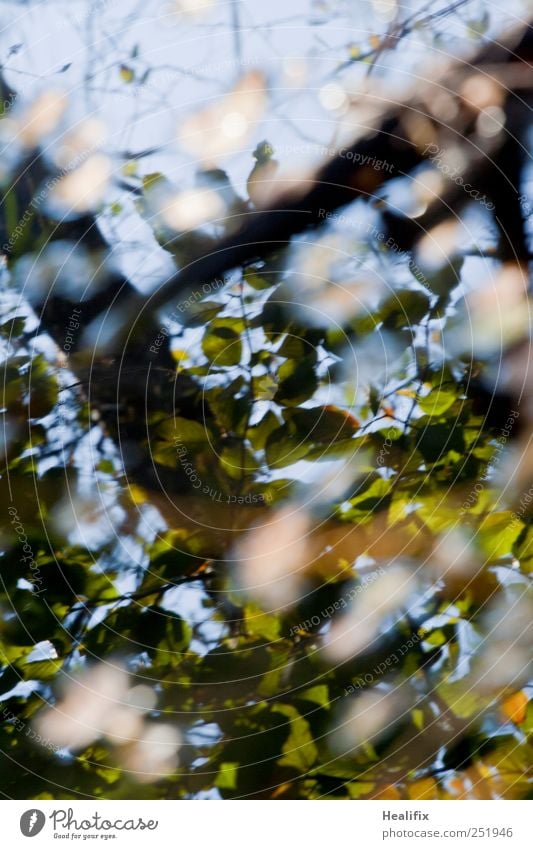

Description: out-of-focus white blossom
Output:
[121,723,182,782]
[16,90,67,148]
[477,106,506,138]
[49,154,111,214]
[460,75,504,111]
[54,119,107,169]
[160,0,216,24]
[288,231,386,326]
[453,263,530,356]
[178,71,266,163]
[35,662,133,750]
[430,530,479,582]
[372,0,397,22]
[472,594,533,693]
[34,662,180,782]
[235,506,311,610]
[319,83,348,112]
[417,221,462,269]
[324,565,415,661]
[162,188,224,231]
[333,688,407,753]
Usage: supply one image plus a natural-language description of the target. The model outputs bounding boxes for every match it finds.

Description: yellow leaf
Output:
[412,708,424,731]
[374,784,401,800]
[501,691,528,724]
[119,64,135,83]
[171,348,189,365]
[122,161,137,177]
[408,777,438,800]
[128,483,148,504]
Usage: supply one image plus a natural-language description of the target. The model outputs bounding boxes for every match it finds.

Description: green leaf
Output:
[478,512,523,559]
[18,657,63,681]
[418,388,457,417]
[0,317,26,337]
[438,679,491,719]
[202,319,242,366]
[345,477,392,516]
[207,380,248,433]
[276,704,318,772]
[380,289,431,328]
[244,269,276,290]
[274,357,318,406]
[216,762,239,790]
[158,416,210,445]
[417,422,464,463]
[265,425,312,468]
[428,256,464,296]
[220,443,258,478]
[283,405,359,443]
[244,604,281,641]
[277,336,317,361]
[297,685,330,709]
[186,300,224,326]
[252,373,279,401]
[27,365,59,418]
[247,410,280,450]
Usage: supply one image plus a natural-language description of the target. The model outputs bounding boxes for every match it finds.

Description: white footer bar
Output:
[3,799,531,848]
